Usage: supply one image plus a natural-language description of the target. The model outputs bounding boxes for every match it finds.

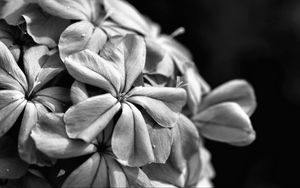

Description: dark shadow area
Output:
[128,0,300,187]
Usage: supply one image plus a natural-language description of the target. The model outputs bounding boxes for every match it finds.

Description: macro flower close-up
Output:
[0,0,264,187]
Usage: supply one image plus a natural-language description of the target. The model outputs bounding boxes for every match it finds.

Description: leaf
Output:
[64,49,122,97]
[22,5,70,48]
[70,81,88,104]
[37,0,102,21]
[103,0,149,35]
[112,102,154,167]
[64,94,121,142]
[59,21,107,61]
[61,153,101,188]
[21,171,52,188]
[18,101,54,166]
[0,136,29,179]
[193,102,256,146]
[199,79,257,116]
[0,41,28,93]
[31,113,97,159]
[0,99,26,137]
[23,45,65,93]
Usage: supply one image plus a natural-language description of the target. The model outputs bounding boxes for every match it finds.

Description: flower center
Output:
[117,93,127,102]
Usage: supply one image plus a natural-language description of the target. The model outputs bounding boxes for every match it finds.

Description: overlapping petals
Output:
[64,34,187,167]
[31,112,155,188]
[0,41,70,165]
[193,80,257,146]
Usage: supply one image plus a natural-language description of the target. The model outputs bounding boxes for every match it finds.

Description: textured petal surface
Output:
[193,102,256,146]
[59,21,107,60]
[128,87,186,128]
[70,81,89,104]
[22,5,70,48]
[104,0,148,35]
[0,41,27,92]
[64,94,121,142]
[0,98,26,137]
[37,0,101,21]
[62,153,101,188]
[31,113,97,159]
[64,49,122,96]
[23,46,65,93]
[18,102,54,166]
[112,102,154,167]
[199,79,257,116]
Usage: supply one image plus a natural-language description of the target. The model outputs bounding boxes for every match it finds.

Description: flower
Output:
[0,41,70,165]
[192,79,257,146]
[63,34,187,167]
[31,112,155,188]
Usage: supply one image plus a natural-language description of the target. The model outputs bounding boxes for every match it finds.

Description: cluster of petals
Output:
[0,0,257,187]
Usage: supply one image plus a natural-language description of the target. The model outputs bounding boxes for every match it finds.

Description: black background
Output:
[128,0,300,187]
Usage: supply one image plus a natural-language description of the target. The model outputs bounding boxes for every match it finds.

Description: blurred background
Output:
[128,0,300,187]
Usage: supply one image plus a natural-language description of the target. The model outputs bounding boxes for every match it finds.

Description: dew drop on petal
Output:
[81,34,86,38]
[152,145,156,149]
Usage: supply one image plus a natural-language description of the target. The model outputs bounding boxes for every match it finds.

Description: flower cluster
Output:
[0,0,257,187]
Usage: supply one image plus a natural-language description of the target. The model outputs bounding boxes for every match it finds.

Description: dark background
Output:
[128,0,300,187]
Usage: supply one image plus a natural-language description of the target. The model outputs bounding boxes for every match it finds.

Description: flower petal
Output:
[0,90,24,109]
[22,5,70,48]
[144,113,173,164]
[129,86,187,112]
[104,0,149,35]
[144,39,175,78]
[90,154,109,188]
[122,166,153,187]
[62,153,101,188]
[105,156,129,187]
[122,34,146,92]
[59,21,107,60]
[64,94,121,142]
[18,102,54,166]
[112,102,154,167]
[64,49,122,96]
[0,41,27,92]
[34,87,70,112]
[23,45,65,93]
[70,81,88,104]
[158,35,193,73]
[199,79,257,116]
[183,63,211,115]
[37,0,101,21]
[35,87,71,104]
[31,113,97,159]
[193,102,256,146]
[0,0,29,25]
[128,87,186,128]
[169,114,200,172]
[0,99,26,137]
[0,136,28,179]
